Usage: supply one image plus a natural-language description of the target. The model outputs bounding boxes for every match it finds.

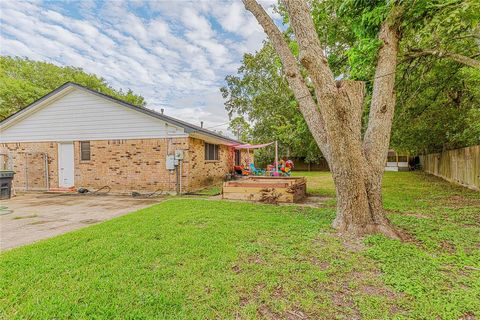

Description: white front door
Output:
[58,142,74,187]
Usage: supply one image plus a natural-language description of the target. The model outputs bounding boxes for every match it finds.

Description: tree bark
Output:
[363,20,400,175]
[243,0,404,239]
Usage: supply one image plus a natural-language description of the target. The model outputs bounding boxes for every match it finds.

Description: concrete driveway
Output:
[0,193,161,251]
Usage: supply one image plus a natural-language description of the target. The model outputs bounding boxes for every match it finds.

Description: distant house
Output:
[0,82,247,193]
[385,149,410,172]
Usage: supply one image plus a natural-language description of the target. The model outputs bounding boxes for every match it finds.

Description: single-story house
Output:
[0,82,250,193]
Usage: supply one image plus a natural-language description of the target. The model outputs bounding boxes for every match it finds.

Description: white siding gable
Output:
[0,88,186,142]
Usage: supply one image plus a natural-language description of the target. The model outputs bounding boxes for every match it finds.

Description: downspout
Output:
[175,162,180,195]
[44,153,49,191]
[179,159,182,195]
[25,153,28,191]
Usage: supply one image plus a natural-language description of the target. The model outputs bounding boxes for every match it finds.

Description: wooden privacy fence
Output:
[419,145,480,191]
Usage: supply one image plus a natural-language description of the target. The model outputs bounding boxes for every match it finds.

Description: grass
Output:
[1,172,479,319]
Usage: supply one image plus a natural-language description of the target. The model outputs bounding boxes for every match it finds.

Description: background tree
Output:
[0,56,145,120]
[240,0,479,238]
[392,0,480,153]
[221,43,322,165]
[226,0,479,161]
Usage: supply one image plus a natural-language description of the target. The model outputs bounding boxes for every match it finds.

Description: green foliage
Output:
[225,0,479,155]
[337,0,389,80]
[0,56,145,120]
[221,44,322,164]
[392,64,480,153]
[392,0,480,153]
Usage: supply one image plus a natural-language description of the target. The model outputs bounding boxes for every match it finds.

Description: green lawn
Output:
[1,172,479,319]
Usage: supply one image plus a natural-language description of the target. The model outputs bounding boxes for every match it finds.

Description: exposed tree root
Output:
[333,218,407,241]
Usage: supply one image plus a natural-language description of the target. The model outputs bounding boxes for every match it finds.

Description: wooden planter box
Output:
[222,176,307,203]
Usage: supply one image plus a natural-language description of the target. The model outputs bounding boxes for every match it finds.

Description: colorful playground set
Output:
[224,141,306,203]
[234,159,294,176]
[232,141,294,177]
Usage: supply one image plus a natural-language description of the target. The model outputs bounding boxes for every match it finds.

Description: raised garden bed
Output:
[222,176,306,203]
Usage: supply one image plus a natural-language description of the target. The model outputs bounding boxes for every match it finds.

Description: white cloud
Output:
[0,0,280,135]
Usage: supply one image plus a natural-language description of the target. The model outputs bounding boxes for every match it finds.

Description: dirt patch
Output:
[395,229,426,248]
[314,235,406,319]
[231,264,242,274]
[330,286,361,320]
[441,195,480,208]
[285,309,307,319]
[239,297,249,307]
[294,195,332,208]
[310,257,330,270]
[440,240,456,253]
[360,283,398,300]
[459,312,477,320]
[342,236,366,252]
[272,285,284,299]
[327,267,405,319]
[248,253,265,265]
[258,304,280,320]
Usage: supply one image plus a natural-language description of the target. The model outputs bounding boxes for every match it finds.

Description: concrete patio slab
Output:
[0,192,161,251]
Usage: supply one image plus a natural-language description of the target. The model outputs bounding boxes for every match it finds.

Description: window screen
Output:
[80,141,91,161]
[204,143,219,161]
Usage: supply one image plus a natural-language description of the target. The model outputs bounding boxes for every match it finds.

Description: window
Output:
[386,150,397,163]
[204,143,219,161]
[80,141,91,161]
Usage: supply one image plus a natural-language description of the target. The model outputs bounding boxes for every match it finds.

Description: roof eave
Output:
[0,82,243,145]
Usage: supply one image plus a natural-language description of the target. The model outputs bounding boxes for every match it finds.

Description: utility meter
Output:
[175,150,184,160]
[166,155,175,170]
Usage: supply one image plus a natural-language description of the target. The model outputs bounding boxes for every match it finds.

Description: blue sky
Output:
[0,0,280,134]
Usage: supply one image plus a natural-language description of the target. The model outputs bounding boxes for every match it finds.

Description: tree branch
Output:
[283,0,366,144]
[242,0,330,159]
[404,49,480,69]
[283,0,337,97]
[363,8,402,174]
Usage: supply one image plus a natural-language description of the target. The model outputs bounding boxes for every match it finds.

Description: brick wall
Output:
[1,137,240,193]
[185,137,234,190]
[73,138,189,193]
[0,142,58,190]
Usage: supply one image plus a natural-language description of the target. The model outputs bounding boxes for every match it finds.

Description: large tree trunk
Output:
[332,167,401,238]
[327,81,402,239]
[243,0,404,239]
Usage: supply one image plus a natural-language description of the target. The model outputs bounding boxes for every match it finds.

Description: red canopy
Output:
[234,142,274,150]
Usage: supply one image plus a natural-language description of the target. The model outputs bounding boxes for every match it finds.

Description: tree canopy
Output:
[392,0,480,153]
[0,56,145,120]
[223,0,480,156]
[221,43,321,164]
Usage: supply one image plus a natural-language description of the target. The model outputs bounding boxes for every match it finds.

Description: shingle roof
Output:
[0,82,241,144]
